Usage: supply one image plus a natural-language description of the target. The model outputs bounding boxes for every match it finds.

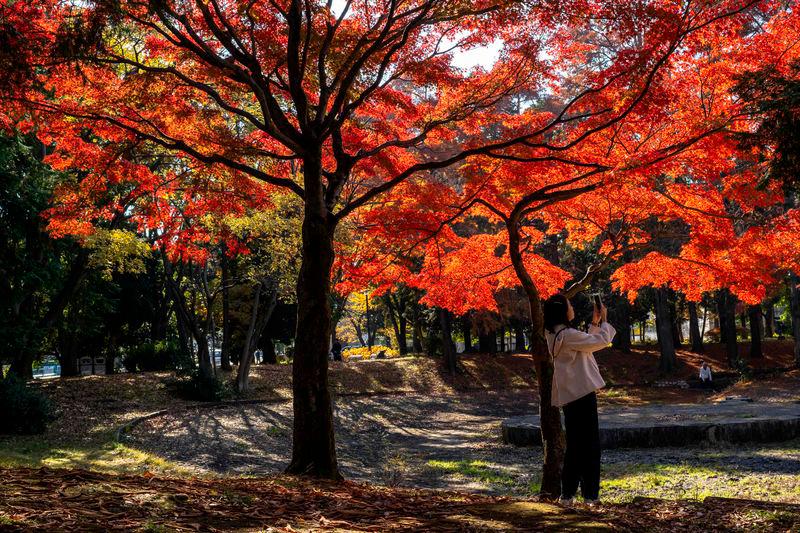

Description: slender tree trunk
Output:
[740,312,749,339]
[499,324,506,352]
[717,289,740,368]
[790,274,800,367]
[439,309,457,374]
[506,220,563,500]
[764,301,775,337]
[385,295,408,355]
[105,333,117,374]
[514,321,526,352]
[701,305,708,339]
[654,287,677,373]
[286,154,341,480]
[365,296,375,349]
[670,294,682,347]
[462,315,473,353]
[220,255,233,371]
[237,283,262,393]
[748,304,763,359]
[412,307,423,352]
[479,330,497,353]
[264,337,277,364]
[398,316,407,355]
[688,301,704,353]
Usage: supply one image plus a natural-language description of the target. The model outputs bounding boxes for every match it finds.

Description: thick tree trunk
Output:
[286,154,341,480]
[55,326,80,378]
[196,341,212,378]
[398,316,407,355]
[263,337,277,364]
[478,330,497,353]
[611,298,632,354]
[790,274,800,367]
[654,287,677,373]
[506,220,563,500]
[440,309,457,374]
[748,304,763,359]
[688,301,704,353]
[717,289,740,368]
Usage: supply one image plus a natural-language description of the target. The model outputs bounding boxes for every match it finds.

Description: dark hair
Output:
[543,294,570,333]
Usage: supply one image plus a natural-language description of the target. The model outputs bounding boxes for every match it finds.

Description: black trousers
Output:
[561,391,601,500]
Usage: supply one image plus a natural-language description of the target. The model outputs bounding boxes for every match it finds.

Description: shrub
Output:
[341,346,400,361]
[123,340,184,372]
[171,369,231,402]
[0,376,52,434]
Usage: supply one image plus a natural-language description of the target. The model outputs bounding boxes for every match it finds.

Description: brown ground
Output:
[595,339,797,385]
[24,340,798,446]
[1,467,798,532]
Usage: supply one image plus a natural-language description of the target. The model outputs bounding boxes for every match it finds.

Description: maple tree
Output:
[338,1,800,494]
[2,0,799,487]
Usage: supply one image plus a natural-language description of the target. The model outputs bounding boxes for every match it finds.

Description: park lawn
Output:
[1,467,799,532]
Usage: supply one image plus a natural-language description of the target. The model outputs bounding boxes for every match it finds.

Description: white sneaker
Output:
[584,498,601,506]
[558,496,575,506]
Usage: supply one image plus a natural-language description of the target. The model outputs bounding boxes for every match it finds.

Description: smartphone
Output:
[592,293,602,310]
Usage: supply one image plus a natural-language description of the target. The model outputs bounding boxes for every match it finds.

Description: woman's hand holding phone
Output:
[592,294,606,325]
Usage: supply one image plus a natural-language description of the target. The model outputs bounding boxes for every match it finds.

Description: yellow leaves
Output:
[341,346,400,361]
[84,228,152,278]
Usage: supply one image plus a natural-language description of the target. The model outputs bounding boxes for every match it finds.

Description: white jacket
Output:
[546,322,616,407]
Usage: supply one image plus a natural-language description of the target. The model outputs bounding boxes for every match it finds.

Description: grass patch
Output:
[0,435,194,476]
[600,457,800,504]
[427,459,516,487]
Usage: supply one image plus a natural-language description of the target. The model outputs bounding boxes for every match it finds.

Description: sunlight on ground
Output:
[601,460,800,503]
[427,459,541,493]
[0,436,194,477]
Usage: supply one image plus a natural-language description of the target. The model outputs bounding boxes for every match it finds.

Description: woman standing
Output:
[543,294,615,504]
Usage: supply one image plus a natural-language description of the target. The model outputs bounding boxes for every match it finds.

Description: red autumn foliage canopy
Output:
[1,0,798,307]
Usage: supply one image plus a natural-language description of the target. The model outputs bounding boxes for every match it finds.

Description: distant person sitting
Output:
[331,340,343,362]
[699,361,713,388]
